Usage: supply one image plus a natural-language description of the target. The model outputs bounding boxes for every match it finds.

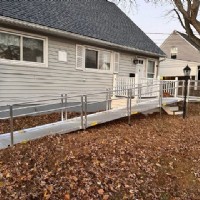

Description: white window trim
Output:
[76,44,114,74]
[146,59,157,79]
[0,28,48,67]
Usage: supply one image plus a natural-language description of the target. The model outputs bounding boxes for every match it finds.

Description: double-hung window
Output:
[85,49,98,69]
[0,30,47,66]
[147,60,156,78]
[171,47,178,59]
[76,45,114,72]
[85,48,111,71]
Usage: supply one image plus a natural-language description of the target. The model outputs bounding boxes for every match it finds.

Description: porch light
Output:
[133,59,139,65]
[183,65,191,77]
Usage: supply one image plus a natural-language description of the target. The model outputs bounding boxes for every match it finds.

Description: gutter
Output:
[0,16,165,58]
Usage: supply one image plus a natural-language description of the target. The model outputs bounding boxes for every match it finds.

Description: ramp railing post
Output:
[61,94,64,121]
[9,105,14,146]
[81,96,84,130]
[127,89,132,125]
[64,94,68,120]
[108,89,111,110]
[187,79,191,114]
[129,89,132,126]
[138,83,142,103]
[106,89,109,110]
[84,95,88,129]
[159,80,163,117]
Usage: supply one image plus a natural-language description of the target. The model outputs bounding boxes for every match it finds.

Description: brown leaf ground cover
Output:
[0,112,80,134]
[0,103,200,200]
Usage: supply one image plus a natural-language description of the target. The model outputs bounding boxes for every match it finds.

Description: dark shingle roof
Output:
[0,0,165,56]
[177,31,200,51]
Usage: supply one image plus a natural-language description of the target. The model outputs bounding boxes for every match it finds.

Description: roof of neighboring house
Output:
[0,0,165,56]
[177,31,200,51]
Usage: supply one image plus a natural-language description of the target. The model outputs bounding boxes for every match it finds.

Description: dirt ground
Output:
[0,103,200,199]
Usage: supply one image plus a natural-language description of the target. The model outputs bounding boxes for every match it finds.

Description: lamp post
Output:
[183,65,191,119]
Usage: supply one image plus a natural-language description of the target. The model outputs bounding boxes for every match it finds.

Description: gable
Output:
[161,31,200,63]
[0,0,164,56]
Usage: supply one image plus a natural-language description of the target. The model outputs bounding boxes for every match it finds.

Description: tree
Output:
[113,0,200,46]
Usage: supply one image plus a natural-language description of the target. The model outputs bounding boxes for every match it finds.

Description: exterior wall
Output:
[161,32,200,63]
[159,58,199,78]
[0,35,114,106]
[0,26,136,106]
[119,53,136,76]
[119,53,159,78]
[0,26,160,107]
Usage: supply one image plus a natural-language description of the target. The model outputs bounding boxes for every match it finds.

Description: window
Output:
[76,45,114,72]
[138,59,144,64]
[0,32,20,60]
[23,37,44,63]
[171,47,178,59]
[84,48,111,71]
[0,30,46,65]
[147,61,156,78]
[99,51,111,70]
[85,49,98,69]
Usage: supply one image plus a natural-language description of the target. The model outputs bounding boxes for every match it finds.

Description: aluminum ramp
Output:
[0,97,182,149]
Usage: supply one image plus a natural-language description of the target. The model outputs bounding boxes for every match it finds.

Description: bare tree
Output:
[113,0,200,46]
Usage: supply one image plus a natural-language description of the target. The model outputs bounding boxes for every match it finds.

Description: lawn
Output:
[0,103,200,200]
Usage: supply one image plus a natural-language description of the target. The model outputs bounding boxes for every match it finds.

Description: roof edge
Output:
[175,30,200,52]
[0,16,165,57]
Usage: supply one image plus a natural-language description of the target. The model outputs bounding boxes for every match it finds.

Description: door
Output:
[136,60,145,78]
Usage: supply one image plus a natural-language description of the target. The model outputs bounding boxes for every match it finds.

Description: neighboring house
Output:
[0,0,165,107]
[159,30,200,81]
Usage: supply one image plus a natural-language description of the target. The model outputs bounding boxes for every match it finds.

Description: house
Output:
[0,0,165,107]
[159,30,200,81]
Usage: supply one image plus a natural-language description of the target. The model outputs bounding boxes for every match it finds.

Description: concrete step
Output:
[168,106,179,112]
[162,106,182,116]
[174,111,183,115]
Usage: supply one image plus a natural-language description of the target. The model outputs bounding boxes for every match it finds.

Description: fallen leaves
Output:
[0,103,199,199]
[98,188,104,195]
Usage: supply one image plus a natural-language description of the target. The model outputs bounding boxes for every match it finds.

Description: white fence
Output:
[139,78,160,98]
[114,77,179,98]
[162,80,177,97]
[114,77,135,96]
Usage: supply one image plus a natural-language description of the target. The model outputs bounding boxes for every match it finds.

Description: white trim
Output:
[147,59,157,78]
[76,44,114,74]
[0,27,48,67]
[0,16,165,58]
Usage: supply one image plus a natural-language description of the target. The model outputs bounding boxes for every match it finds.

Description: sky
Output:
[117,0,185,47]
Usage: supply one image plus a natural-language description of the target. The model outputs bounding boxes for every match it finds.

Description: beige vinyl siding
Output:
[0,36,113,105]
[0,28,160,106]
[161,32,200,63]
[118,53,136,77]
[159,58,199,77]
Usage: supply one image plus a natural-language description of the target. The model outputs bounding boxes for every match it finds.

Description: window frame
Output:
[77,45,113,73]
[85,48,99,70]
[170,47,178,59]
[0,28,48,67]
[147,59,157,79]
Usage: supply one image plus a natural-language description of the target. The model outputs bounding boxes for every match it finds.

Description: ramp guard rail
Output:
[0,80,199,147]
